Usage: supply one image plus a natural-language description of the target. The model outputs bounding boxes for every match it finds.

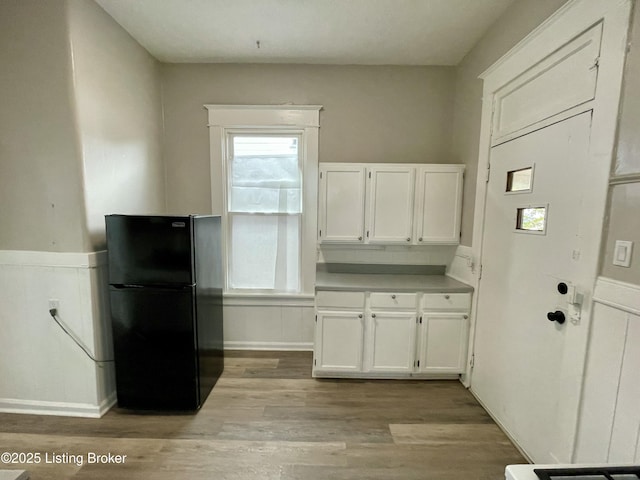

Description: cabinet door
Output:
[366,166,415,244]
[418,312,469,373]
[365,312,417,373]
[318,164,366,243]
[314,311,364,372]
[415,166,463,244]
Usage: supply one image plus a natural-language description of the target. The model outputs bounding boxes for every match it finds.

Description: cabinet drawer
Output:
[422,293,470,311]
[370,292,417,310]
[316,291,365,309]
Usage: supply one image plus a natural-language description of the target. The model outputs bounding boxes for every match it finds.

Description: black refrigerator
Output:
[105,214,224,411]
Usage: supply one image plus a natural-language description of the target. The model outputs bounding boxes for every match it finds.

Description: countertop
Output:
[315,270,473,293]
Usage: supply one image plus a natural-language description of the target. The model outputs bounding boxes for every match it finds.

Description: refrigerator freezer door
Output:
[106,215,194,286]
[109,285,200,410]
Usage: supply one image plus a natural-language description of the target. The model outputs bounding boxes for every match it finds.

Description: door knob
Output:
[547,310,566,324]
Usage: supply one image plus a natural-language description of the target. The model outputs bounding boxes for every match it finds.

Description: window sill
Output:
[223,293,315,307]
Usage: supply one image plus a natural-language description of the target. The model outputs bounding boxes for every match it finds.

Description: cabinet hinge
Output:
[319,229,322,237]
[590,56,600,71]
[478,264,483,280]
[470,353,475,369]
[419,316,422,324]
[314,358,317,366]
[320,171,323,179]
[417,360,420,367]
[368,171,371,179]
[315,315,317,323]
[366,231,369,238]
[485,163,491,183]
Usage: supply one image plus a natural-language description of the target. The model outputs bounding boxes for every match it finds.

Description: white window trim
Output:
[205,104,322,297]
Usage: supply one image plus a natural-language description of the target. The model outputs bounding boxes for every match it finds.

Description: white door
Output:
[415,166,464,244]
[318,165,366,243]
[314,311,364,372]
[472,112,593,463]
[418,312,469,374]
[366,167,415,244]
[365,312,416,373]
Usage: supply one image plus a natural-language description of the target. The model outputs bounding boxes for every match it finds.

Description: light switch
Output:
[613,240,633,267]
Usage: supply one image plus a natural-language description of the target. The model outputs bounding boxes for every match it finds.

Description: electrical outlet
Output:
[48,299,59,310]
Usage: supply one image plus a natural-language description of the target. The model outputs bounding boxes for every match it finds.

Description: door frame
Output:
[466,0,632,461]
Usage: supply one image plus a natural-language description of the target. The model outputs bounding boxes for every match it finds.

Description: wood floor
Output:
[0,351,525,479]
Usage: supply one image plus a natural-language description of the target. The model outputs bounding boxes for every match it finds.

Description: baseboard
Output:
[468,388,534,464]
[0,396,114,418]
[313,371,459,380]
[224,341,313,351]
[98,392,117,417]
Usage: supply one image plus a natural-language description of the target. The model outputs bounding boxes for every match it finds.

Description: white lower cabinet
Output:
[314,290,471,378]
[315,311,364,372]
[365,312,417,373]
[417,312,469,373]
[314,291,366,373]
[418,293,471,374]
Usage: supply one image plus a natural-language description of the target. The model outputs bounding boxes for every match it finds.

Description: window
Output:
[516,206,547,234]
[205,105,321,296]
[227,134,302,292]
[506,166,534,193]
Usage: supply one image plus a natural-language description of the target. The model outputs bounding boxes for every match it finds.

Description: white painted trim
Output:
[312,371,459,380]
[593,277,640,315]
[480,0,628,82]
[446,247,476,388]
[491,102,595,147]
[223,294,314,307]
[207,105,320,296]
[0,393,116,418]
[0,250,107,268]
[205,104,322,127]
[224,341,313,351]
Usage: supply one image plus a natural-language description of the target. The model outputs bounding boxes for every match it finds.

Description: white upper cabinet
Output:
[318,164,366,243]
[366,166,415,244]
[414,165,464,244]
[318,163,464,245]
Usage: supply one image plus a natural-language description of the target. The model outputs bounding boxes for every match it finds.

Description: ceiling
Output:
[95,0,516,66]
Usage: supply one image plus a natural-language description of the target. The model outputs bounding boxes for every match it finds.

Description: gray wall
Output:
[601,3,640,285]
[161,64,455,214]
[0,0,88,252]
[0,0,166,253]
[68,0,165,250]
[450,0,569,246]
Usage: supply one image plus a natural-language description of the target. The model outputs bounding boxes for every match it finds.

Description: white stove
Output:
[506,464,640,480]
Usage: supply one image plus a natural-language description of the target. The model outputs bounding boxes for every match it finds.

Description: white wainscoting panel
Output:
[223,298,314,350]
[0,250,115,417]
[574,277,640,463]
[446,245,476,286]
